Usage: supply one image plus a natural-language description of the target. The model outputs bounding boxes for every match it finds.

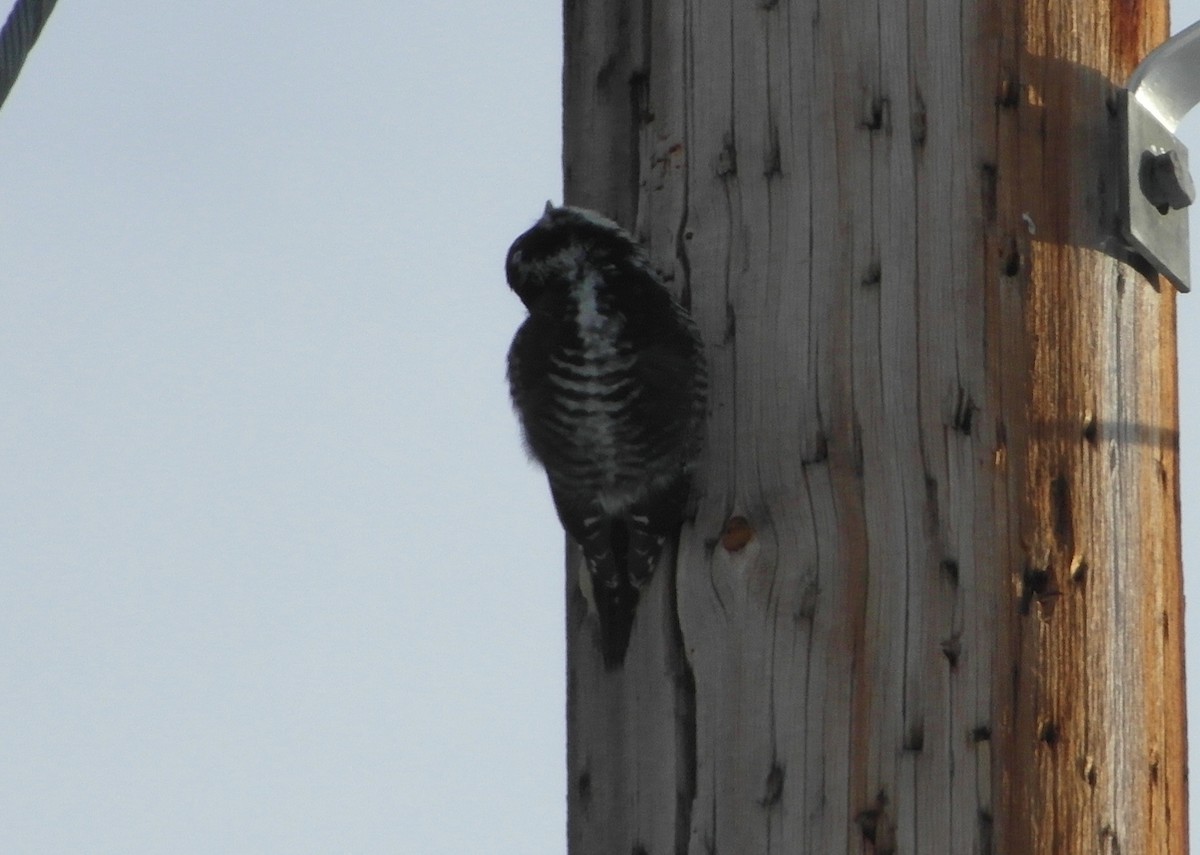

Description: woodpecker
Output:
[505,203,706,669]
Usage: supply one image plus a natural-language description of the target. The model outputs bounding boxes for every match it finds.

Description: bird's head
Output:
[505,203,641,309]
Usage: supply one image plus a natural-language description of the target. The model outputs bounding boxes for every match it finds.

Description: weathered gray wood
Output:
[563,1,1187,852]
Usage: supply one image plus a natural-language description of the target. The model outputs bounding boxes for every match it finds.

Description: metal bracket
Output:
[1120,21,1200,293]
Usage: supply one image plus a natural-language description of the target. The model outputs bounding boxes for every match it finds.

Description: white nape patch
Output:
[572,267,619,355]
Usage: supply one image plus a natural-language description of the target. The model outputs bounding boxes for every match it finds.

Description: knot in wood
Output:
[720,516,755,552]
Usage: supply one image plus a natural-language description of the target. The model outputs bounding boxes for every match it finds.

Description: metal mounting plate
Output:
[1120,90,1191,292]
[1119,20,1200,292]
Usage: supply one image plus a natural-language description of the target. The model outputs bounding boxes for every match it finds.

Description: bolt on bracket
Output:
[1120,20,1200,293]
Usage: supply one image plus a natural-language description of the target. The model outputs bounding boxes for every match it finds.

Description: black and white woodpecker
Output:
[505,203,707,669]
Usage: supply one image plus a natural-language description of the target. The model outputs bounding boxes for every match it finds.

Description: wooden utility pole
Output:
[563,0,1188,852]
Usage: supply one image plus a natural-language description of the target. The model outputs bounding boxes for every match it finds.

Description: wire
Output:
[0,0,59,112]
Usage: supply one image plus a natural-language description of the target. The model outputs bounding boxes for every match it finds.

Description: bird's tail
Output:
[593,571,640,670]
[568,509,672,670]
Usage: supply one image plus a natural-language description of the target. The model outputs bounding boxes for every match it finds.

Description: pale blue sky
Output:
[2,3,1200,852]
[1,4,563,852]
